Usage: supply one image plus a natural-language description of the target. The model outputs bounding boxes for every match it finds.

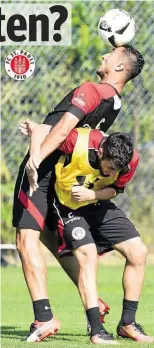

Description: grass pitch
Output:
[1,265,154,347]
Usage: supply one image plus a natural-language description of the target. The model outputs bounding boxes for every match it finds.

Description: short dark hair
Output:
[123,44,145,81]
[100,132,134,170]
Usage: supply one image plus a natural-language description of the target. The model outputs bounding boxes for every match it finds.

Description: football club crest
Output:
[5,50,35,80]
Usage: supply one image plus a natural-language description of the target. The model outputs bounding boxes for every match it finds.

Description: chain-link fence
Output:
[1,1,154,245]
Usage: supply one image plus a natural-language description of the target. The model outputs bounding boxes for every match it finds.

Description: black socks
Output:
[86,307,102,336]
[32,298,138,327]
[33,299,53,322]
[120,299,138,326]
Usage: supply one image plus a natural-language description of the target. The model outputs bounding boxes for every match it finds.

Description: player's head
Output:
[98,132,134,177]
[121,45,145,81]
[97,45,145,82]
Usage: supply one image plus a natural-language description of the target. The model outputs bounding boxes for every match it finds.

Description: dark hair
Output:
[100,132,134,170]
[123,44,145,81]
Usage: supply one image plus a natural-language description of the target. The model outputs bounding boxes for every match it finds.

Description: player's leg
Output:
[44,199,111,321]
[113,237,153,342]
[52,200,117,344]
[53,200,99,311]
[114,237,147,305]
[40,225,80,285]
[73,243,98,309]
[41,225,110,323]
[16,228,48,300]
[13,153,49,299]
[89,202,153,343]
[112,224,147,328]
[73,243,104,342]
[12,152,61,342]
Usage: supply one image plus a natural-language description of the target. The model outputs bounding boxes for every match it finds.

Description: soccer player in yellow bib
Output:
[47,127,153,344]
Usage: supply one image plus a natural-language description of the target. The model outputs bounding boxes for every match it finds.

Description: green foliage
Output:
[1,157,15,243]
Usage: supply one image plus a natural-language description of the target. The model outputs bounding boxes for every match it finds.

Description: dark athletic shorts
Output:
[12,151,60,231]
[52,198,140,257]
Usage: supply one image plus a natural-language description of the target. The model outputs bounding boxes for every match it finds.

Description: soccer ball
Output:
[98,9,136,47]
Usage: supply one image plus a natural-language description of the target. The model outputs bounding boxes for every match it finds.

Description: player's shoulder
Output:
[80,81,121,101]
[129,149,139,168]
[79,81,99,92]
[74,81,101,100]
[92,82,121,100]
[89,129,106,149]
[59,129,78,153]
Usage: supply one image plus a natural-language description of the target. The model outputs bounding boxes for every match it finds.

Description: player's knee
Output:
[74,243,97,266]
[16,230,21,252]
[16,228,39,256]
[16,229,25,255]
[136,242,148,264]
[127,239,148,266]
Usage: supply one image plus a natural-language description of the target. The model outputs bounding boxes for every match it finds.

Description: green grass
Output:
[1,265,154,347]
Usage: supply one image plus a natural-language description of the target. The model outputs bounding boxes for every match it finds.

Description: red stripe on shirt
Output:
[57,219,67,254]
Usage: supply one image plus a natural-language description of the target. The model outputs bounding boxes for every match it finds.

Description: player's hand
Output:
[19,119,39,137]
[26,157,40,196]
[71,186,96,202]
[26,168,38,197]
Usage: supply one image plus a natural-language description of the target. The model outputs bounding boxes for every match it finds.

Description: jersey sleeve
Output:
[68,82,101,120]
[58,129,78,154]
[43,112,63,126]
[112,151,139,193]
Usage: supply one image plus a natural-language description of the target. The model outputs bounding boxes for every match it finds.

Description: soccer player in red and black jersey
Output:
[13,45,146,342]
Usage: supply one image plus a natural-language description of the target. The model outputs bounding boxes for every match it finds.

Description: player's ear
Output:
[98,146,103,158]
[115,63,124,71]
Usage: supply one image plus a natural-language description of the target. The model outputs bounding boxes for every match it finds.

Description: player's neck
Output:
[100,74,125,94]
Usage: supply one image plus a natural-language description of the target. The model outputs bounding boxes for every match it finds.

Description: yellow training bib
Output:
[55,128,118,209]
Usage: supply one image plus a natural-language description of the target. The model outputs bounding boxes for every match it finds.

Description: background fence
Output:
[1,1,154,248]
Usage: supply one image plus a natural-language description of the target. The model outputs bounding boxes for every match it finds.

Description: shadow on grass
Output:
[1,326,28,339]
[1,326,86,341]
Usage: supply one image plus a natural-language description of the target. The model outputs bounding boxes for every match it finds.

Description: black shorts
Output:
[12,151,60,232]
[52,198,140,257]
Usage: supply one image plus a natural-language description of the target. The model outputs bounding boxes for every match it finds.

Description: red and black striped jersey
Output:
[58,129,139,193]
[43,82,121,132]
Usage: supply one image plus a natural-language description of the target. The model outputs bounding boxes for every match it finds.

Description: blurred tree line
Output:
[1,1,154,247]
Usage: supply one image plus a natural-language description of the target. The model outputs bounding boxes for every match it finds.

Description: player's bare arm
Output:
[29,124,51,167]
[26,123,52,196]
[19,119,39,136]
[19,119,52,195]
[71,186,117,202]
[19,119,51,165]
[40,112,80,163]
[19,113,79,195]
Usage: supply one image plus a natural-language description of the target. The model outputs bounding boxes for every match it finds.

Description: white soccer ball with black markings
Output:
[98,9,136,47]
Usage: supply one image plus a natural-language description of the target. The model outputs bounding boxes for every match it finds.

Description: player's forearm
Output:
[93,187,117,200]
[71,186,117,202]
[40,130,67,161]
[30,124,51,157]
[40,112,79,162]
